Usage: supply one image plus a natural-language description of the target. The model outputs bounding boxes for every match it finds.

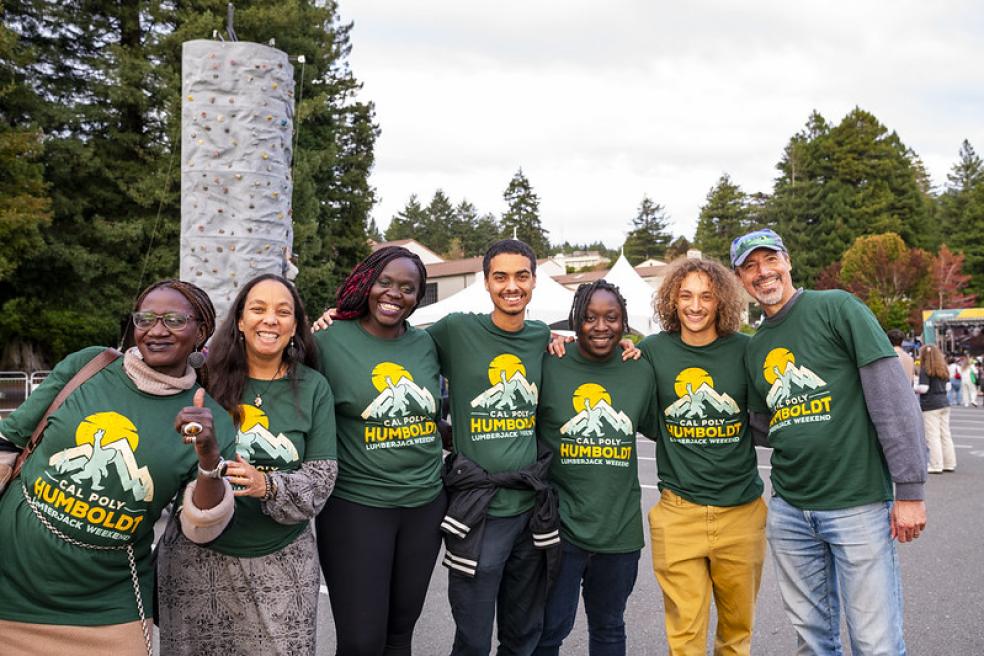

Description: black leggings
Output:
[316,491,448,656]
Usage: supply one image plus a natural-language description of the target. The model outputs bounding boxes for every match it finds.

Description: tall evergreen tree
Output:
[693,174,750,263]
[938,141,984,299]
[500,168,549,256]
[421,189,454,255]
[385,194,427,241]
[623,196,672,264]
[766,108,933,287]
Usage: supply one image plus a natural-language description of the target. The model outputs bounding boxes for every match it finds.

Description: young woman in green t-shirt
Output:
[314,246,447,656]
[157,274,337,656]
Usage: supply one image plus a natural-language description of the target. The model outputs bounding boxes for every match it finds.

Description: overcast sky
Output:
[338,1,984,248]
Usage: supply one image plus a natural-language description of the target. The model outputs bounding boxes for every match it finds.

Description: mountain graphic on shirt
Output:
[48,412,155,502]
[237,404,300,464]
[762,348,828,407]
[470,354,538,410]
[561,384,633,437]
[665,368,740,419]
[362,362,436,419]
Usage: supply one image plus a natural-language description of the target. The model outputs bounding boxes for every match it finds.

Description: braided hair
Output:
[132,279,216,386]
[568,279,629,335]
[333,246,428,320]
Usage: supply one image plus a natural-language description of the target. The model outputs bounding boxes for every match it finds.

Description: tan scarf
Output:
[123,347,197,396]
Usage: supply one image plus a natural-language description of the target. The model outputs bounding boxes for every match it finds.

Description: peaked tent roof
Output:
[410,271,576,327]
[604,254,661,335]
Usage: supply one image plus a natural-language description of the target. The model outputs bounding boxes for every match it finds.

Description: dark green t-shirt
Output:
[745,290,895,510]
[316,320,443,508]
[208,364,336,557]
[537,348,656,553]
[0,347,235,625]
[428,313,550,517]
[639,331,763,507]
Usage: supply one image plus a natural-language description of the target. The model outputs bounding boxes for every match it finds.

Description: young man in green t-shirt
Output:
[638,257,766,656]
[732,228,927,654]
[427,239,552,656]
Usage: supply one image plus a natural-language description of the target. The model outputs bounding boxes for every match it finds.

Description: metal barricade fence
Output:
[0,371,29,419]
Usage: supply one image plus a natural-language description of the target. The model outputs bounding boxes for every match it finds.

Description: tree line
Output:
[388,108,981,331]
[0,0,375,368]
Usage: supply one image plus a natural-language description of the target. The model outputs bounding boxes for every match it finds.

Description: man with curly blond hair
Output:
[638,256,766,656]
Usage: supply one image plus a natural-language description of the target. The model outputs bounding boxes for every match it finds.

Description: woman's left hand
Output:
[174,389,220,464]
[225,454,268,498]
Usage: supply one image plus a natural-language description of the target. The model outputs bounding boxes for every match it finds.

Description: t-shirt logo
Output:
[362,362,437,419]
[762,347,827,407]
[49,411,155,502]
[665,368,740,419]
[237,404,300,465]
[470,354,538,409]
[561,383,633,437]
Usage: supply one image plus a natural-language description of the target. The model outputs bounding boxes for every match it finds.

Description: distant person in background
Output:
[947,357,962,406]
[916,345,957,473]
[887,330,915,385]
[958,355,978,407]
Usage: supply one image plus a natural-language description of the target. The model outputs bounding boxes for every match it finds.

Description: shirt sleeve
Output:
[0,347,104,448]
[832,293,897,368]
[743,347,769,414]
[859,357,927,500]
[303,375,338,462]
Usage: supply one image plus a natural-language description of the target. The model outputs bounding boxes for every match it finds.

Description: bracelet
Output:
[261,473,274,501]
[198,457,227,479]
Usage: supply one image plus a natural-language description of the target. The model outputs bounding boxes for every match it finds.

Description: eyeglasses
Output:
[132,311,198,331]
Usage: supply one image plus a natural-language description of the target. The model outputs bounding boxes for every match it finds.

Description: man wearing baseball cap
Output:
[731,228,927,655]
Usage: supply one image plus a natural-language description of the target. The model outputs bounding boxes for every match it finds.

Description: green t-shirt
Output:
[537,348,656,553]
[315,320,443,508]
[428,313,550,517]
[0,347,235,625]
[745,290,895,510]
[207,364,336,557]
[639,331,763,507]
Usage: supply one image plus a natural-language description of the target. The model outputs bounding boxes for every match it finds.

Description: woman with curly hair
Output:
[157,273,337,656]
[638,257,766,656]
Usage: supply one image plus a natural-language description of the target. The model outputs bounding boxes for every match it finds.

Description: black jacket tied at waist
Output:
[440,441,561,586]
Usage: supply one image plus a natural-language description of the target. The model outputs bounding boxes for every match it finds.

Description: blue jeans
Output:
[533,540,640,656]
[767,495,906,656]
[449,512,546,656]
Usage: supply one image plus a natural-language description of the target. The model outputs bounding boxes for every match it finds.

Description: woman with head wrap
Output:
[0,280,235,656]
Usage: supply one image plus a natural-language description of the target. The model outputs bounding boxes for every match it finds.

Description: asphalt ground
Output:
[151,408,983,654]
[310,406,984,655]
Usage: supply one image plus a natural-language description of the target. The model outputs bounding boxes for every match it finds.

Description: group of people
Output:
[0,228,928,656]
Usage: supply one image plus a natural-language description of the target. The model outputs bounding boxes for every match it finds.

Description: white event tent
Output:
[602,254,661,336]
[410,271,576,328]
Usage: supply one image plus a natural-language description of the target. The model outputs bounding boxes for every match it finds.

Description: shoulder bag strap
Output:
[11,347,121,480]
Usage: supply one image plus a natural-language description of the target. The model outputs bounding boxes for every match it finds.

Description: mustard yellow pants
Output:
[648,489,767,656]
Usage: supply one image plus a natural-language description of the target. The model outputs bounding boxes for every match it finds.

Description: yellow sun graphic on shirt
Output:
[763,348,796,385]
[572,383,612,413]
[674,368,714,398]
[487,354,526,386]
[371,362,413,392]
[239,404,270,432]
[75,412,139,451]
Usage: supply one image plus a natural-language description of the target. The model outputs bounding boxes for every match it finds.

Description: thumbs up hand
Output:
[175,388,219,464]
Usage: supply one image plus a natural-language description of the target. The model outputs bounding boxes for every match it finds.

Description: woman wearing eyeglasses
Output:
[157,274,337,656]
[0,280,235,656]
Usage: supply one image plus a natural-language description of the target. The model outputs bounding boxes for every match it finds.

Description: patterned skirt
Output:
[156,521,320,656]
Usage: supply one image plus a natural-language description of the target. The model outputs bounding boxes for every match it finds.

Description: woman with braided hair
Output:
[157,274,337,655]
[314,246,447,656]
[0,279,235,656]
